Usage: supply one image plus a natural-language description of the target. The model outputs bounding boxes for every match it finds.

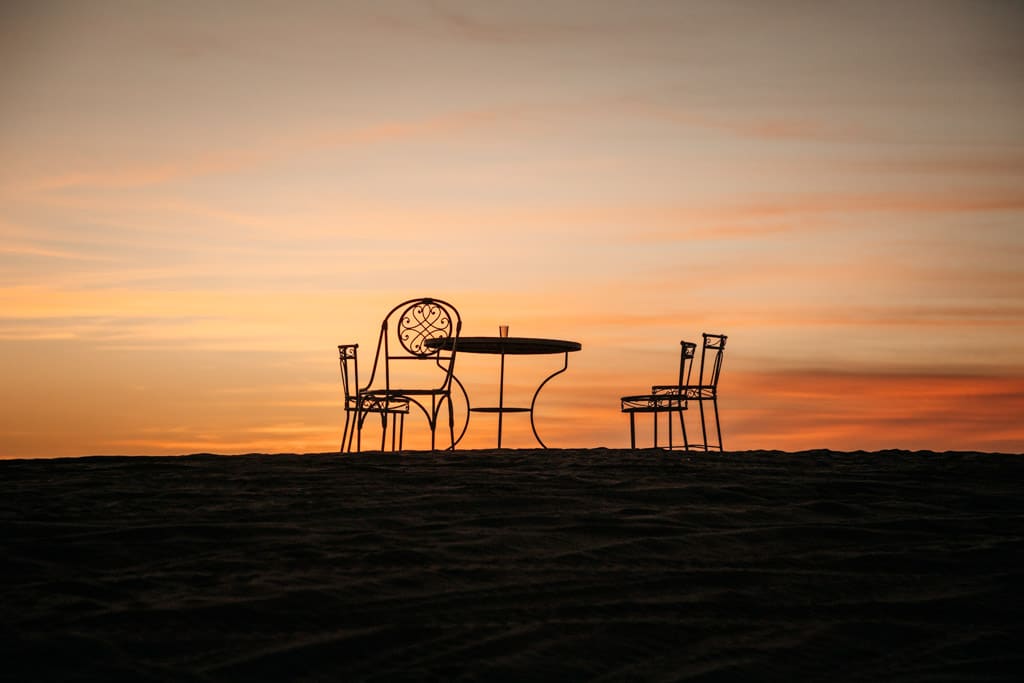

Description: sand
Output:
[2,449,1021,681]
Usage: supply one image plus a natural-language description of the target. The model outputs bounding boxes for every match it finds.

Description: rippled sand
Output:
[2,449,1021,681]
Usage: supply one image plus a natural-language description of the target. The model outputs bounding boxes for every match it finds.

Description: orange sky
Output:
[2,1,1023,456]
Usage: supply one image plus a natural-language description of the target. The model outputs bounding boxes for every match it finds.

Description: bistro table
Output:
[425,336,582,448]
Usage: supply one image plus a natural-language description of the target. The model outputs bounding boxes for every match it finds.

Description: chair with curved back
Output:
[338,343,409,452]
[621,340,697,449]
[358,298,465,450]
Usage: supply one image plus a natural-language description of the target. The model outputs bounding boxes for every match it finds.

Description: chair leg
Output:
[348,413,356,453]
[447,395,456,451]
[429,397,438,451]
[353,406,363,453]
[344,413,356,456]
[379,412,387,451]
[668,408,673,450]
[699,400,709,452]
[713,398,723,451]
[340,410,351,453]
[653,409,658,449]
[398,414,405,451]
[629,414,636,449]
[358,406,364,452]
[679,408,689,451]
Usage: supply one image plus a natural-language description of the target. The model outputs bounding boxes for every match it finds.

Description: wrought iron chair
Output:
[358,298,464,450]
[621,341,697,449]
[658,333,728,452]
[338,344,409,452]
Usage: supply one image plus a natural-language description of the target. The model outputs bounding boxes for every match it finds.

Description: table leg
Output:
[497,350,505,448]
[452,376,470,448]
[529,351,570,448]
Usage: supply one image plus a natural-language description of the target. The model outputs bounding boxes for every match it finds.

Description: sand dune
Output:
[2,449,1021,681]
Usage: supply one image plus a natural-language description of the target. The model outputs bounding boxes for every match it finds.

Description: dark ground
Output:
[2,449,1022,681]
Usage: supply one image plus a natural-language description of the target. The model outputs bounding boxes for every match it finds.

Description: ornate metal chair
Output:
[621,341,697,449]
[656,333,728,451]
[338,344,408,452]
[358,298,464,450]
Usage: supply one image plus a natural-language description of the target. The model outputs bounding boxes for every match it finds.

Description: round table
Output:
[425,336,581,448]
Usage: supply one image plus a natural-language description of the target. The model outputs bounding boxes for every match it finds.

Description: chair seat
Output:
[362,388,447,397]
[651,384,717,400]
[348,395,409,413]
[620,394,687,412]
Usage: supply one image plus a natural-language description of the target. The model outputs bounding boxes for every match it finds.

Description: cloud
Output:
[627,190,1024,241]
[638,102,861,142]
[845,154,1024,178]
[10,109,505,194]
[421,1,617,44]
[317,191,1021,247]
[0,242,114,262]
[725,368,1024,450]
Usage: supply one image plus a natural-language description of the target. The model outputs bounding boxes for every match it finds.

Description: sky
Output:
[2,0,1023,457]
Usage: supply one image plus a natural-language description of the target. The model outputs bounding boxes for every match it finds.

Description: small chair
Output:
[664,333,727,452]
[621,341,697,450]
[358,298,464,450]
[338,344,408,452]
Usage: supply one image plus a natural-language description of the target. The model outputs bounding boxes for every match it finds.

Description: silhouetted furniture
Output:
[338,344,408,452]
[621,341,697,450]
[426,336,581,448]
[652,333,728,451]
[358,298,464,450]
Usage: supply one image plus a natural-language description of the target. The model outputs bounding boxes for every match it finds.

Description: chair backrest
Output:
[698,333,727,388]
[364,297,462,393]
[677,341,697,388]
[338,344,359,402]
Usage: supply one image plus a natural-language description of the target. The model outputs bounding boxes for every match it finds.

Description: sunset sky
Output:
[2,0,1022,457]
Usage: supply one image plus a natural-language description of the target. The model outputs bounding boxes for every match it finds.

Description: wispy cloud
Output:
[10,109,506,194]
[329,191,1023,245]
[0,242,114,262]
[626,191,1024,241]
[629,99,863,142]
[726,369,1024,451]
[844,153,1024,178]
[422,1,606,44]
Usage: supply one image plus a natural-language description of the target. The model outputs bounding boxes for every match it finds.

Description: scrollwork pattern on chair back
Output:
[398,301,453,356]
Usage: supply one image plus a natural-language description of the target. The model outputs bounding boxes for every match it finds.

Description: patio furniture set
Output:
[338,297,727,452]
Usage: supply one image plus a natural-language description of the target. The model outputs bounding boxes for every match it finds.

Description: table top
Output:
[425,336,581,355]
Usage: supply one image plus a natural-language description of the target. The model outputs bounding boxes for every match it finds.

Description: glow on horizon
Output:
[2,1,1023,457]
